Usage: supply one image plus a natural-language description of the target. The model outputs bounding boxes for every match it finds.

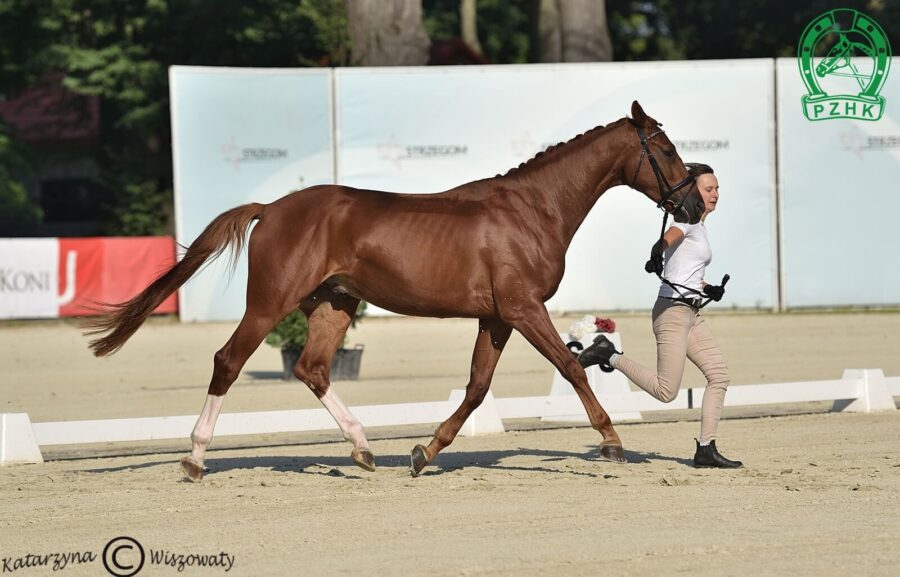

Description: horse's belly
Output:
[328,270,494,319]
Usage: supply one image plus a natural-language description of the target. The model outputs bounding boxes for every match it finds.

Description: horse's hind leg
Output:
[295,288,375,471]
[410,319,511,476]
[180,297,297,480]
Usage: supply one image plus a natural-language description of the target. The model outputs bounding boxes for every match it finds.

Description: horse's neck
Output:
[508,123,629,245]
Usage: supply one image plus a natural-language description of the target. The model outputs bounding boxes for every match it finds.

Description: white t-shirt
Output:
[658,221,712,299]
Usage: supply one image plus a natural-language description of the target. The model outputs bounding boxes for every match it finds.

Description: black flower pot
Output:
[280,344,364,381]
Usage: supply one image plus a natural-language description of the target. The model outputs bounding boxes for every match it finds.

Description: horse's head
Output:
[816,34,851,78]
[624,101,705,224]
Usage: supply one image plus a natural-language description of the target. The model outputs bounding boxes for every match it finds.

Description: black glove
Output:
[703,284,725,302]
[644,239,666,275]
[644,254,663,275]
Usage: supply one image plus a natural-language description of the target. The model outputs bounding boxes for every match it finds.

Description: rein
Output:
[657,271,730,310]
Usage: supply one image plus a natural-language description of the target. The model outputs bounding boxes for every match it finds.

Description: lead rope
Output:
[652,213,729,309]
[630,123,724,307]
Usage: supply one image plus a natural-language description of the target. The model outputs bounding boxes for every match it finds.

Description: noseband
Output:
[629,124,695,219]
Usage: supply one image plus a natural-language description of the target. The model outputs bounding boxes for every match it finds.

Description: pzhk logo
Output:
[798,9,891,121]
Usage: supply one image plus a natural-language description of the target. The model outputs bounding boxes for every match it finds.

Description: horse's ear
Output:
[631,101,649,125]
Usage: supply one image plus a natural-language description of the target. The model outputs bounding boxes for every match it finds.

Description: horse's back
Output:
[252,184,510,316]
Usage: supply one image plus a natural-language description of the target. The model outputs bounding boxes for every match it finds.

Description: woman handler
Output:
[579,163,741,468]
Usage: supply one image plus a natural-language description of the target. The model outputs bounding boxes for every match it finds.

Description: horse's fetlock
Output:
[191,431,212,447]
[344,422,365,443]
[434,427,455,447]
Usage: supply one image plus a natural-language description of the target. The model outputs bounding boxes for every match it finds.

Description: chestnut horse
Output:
[87,101,703,480]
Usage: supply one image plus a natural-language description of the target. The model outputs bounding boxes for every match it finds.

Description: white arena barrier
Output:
[543,332,642,423]
[2,370,897,466]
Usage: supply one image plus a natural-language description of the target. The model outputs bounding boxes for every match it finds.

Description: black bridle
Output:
[631,123,728,309]
[629,124,695,219]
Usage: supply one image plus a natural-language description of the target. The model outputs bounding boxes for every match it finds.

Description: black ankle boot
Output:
[577,334,622,373]
[693,439,743,469]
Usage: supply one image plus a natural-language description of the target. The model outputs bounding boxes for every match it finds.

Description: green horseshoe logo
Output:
[798,8,891,121]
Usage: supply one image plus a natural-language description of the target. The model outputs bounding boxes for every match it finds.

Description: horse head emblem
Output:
[798,9,891,121]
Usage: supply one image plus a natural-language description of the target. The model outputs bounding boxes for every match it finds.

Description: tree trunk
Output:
[538,0,613,63]
[538,0,562,62]
[460,0,483,56]
[346,0,431,66]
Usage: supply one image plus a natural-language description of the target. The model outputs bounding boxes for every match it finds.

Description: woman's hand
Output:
[702,283,725,301]
[702,274,730,301]
[645,239,665,274]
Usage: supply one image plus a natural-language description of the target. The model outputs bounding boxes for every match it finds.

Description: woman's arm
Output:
[646,226,686,274]
[661,226,685,250]
[651,226,685,255]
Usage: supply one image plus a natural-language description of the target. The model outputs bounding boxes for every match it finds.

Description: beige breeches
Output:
[612,298,730,444]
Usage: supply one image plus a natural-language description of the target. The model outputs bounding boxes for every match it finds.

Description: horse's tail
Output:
[86,202,265,357]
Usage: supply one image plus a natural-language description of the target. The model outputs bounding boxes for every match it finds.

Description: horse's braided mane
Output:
[498,117,628,178]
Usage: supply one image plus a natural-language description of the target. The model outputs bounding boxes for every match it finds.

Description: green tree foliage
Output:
[0,0,349,236]
[606,0,899,61]
[422,0,898,64]
[2,0,897,239]
[424,0,532,64]
[0,121,42,236]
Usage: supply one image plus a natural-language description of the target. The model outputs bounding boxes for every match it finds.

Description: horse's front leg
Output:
[410,318,511,476]
[505,302,626,463]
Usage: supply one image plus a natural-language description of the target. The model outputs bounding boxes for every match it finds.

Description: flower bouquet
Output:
[567,315,617,342]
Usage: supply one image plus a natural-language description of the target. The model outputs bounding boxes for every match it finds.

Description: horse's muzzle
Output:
[671,191,705,224]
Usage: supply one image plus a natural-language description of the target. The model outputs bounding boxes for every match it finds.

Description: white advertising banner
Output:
[0,239,59,319]
[777,57,900,308]
[336,61,777,313]
[170,67,334,321]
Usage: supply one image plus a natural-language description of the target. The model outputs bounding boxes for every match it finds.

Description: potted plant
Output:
[266,302,367,381]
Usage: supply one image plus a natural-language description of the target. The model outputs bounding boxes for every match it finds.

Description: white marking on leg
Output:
[320,388,369,450]
[189,394,224,465]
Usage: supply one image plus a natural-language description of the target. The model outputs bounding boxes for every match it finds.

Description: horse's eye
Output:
[663,148,675,158]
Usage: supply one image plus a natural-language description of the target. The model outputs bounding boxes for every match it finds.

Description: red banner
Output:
[57,237,178,317]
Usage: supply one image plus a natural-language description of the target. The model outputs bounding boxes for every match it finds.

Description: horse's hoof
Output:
[410,444,429,477]
[598,444,627,463]
[351,448,376,472]
[180,456,204,481]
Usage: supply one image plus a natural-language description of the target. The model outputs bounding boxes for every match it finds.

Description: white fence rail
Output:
[2,369,897,466]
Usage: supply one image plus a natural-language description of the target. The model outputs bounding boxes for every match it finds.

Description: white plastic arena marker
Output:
[448,389,505,436]
[834,369,897,413]
[0,413,44,466]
